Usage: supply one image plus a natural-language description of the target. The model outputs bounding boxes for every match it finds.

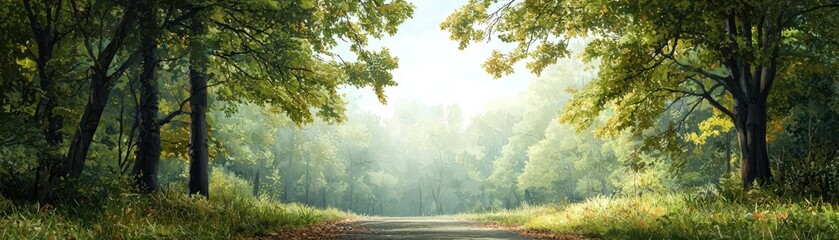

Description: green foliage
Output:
[443,0,839,190]
[768,71,839,197]
[2,3,838,239]
[207,0,415,124]
[0,0,416,199]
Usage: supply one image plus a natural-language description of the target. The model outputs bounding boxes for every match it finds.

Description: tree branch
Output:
[687,76,735,119]
[158,96,192,126]
[782,3,839,29]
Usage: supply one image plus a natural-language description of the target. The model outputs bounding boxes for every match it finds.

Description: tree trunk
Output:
[25,0,63,202]
[719,14,779,190]
[431,183,443,214]
[63,1,137,182]
[735,98,772,190]
[725,131,732,175]
[34,78,62,202]
[513,190,521,208]
[64,72,110,178]
[131,0,161,193]
[379,196,384,215]
[305,157,311,205]
[322,187,327,207]
[598,149,607,195]
[599,172,608,196]
[480,186,487,210]
[252,167,260,197]
[282,153,292,202]
[187,14,209,197]
[417,183,423,216]
[34,64,62,202]
[348,158,355,211]
[348,174,355,211]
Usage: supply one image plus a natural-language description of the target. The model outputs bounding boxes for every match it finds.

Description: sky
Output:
[343,0,536,120]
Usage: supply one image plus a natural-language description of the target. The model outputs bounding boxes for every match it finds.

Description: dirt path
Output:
[338,217,533,240]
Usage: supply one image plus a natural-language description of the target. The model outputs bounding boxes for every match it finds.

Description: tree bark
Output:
[187,13,209,197]
[64,76,109,178]
[131,0,161,193]
[718,14,779,190]
[735,98,772,189]
[63,3,137,180]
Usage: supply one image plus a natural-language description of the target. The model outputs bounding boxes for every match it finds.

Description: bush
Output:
[770,100,839,199]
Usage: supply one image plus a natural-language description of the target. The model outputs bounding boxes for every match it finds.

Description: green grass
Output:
[0,169,348,239]
[464,193,839,239]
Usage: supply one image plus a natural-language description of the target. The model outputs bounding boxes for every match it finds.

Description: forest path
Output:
[338,217,532,240]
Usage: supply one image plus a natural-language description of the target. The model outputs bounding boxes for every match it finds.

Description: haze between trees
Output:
[1,0,838,239]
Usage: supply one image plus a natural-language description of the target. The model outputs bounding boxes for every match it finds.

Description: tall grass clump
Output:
[0,168,348,239]
[466,186,839,239]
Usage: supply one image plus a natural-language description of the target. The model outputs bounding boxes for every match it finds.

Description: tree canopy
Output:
[442,0,839,189]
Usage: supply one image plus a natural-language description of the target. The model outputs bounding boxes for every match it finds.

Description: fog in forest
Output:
[199,51,725,216]
[179,1,734,217]
[2,0,838,238]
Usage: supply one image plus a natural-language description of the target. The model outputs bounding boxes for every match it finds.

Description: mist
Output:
[2,0,837,238]
[186,55,721,217]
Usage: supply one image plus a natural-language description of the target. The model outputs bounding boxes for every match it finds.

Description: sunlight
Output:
[1,0,837,239]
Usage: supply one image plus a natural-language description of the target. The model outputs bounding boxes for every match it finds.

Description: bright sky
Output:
[344,0,535,120]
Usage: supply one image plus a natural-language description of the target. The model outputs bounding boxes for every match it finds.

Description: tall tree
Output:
[22,0,67,201]
[65,0,137,181]
[443,0,839,189]
[131,0,161,192]
[187,10,209,197]
[129,0,414,194]
[6,0,137,200]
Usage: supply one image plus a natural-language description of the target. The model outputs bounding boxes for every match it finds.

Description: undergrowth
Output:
[0,169,347,239]
[466,179,839,239]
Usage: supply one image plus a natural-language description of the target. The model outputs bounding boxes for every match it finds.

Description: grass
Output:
[0,169,349,239]
[464,192,839,239]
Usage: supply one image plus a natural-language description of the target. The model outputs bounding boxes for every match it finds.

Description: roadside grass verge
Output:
[0,169,348,239]
[464,193,839,239]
